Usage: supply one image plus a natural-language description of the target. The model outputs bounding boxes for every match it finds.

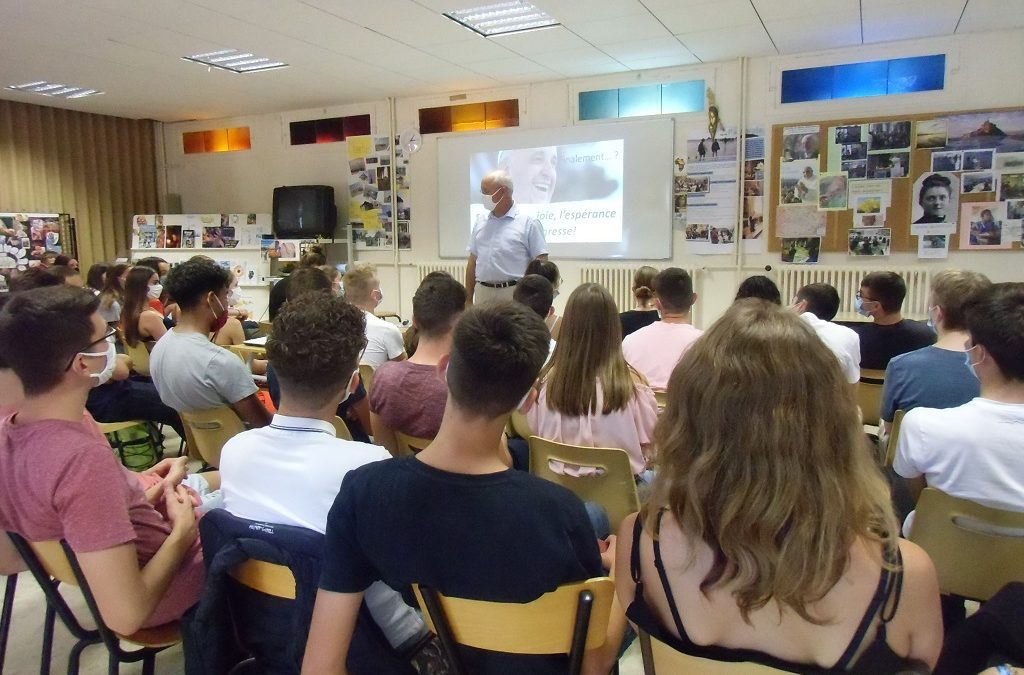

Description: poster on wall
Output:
[848,228,891,256]
[918,234,950,259]
[779,159,819,205]
[910,172,959,233]
[741,130,766,254]
[959,202,1011,250]
[780,237,820,264]
[348,135,399,251]
[684,132,738,254]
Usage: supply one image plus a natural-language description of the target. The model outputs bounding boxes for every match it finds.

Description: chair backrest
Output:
[228,559,297,600]
[179,406,246,468]
[508,411,532,439]
[258,321,273,337]
[528,436,640,531]
[394,431,432,457]
[639,630,789,674]
[909,488,1024,601]
[884,409,905,467]
[26,539,78,585]
[358,363,374,396]
[226,344,266,366]
[412,577,613,675]
[121,334,152,377]
[857,369,886,427]
[330,416,353,441]
[653,390,668,412]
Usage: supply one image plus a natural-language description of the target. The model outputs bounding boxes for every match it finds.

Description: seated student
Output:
[525,258,563,339]
[851,272,934,370]
[98,262,129,324]
[268,246,327,321]
[528,283,658,478]
[618,300,942,673]
[734,274,782,305]
[134,256,170,315]
[513,273,557,360]
[120,265,168,349]
[86,262,108,295]
[343,263,406,369]
[267,267,371,442]
[894,282,1024,530]
[0,286,207,634]
[792,282,860,385]
[150,259,271,428]
[49,264,84,288]
[620,266,659,339]
[881,270,991,437]
[302,302,623,675]
[622,267,703,390]
[219,290,427,653]
[370,273,465,455]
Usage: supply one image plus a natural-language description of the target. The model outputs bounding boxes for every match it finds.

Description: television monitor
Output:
[272,185,337,238]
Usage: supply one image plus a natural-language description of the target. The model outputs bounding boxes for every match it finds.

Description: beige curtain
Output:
[0,99,158,270]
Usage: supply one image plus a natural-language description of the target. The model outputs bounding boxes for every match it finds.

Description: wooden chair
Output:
[857,368,886,427]
[121,336,152,378]
[179,406,245,468]
[508,411,532,439]
[6,533,180,675]
[883,409,905,467]
[330,415,353,441]
[358,363,375,396]
[98,420,162,470]
[226,343,267,364]
[394,431,432,457]
[412,577,614,675]
[909,488,1024,601]
[528,436,640,531]
[653,390,668,412]
[257,320,273,337]
[229,559,296,600]
[639,629,789,674]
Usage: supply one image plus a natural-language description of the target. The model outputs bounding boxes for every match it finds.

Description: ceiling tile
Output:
[674,23,777,61]
[598,36,697,62]
[956,0,1024,33]
[568,14,671,44]
[751,0,859,21]
[862,0,964,43]
[490,26,594,56]
[765,11,862,53]
[469,57,562,78]
[654,0,762,34]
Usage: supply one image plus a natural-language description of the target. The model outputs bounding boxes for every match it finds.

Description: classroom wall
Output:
[158,28,1024,326]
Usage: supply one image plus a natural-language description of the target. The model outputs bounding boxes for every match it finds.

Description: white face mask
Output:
[227,289,241,306]
[147,283,163,300]
[78,340,117,386]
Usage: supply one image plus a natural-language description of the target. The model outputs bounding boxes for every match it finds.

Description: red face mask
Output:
[209,293,229,333]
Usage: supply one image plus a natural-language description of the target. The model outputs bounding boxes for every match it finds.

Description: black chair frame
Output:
[7,533,174,675]
[0,573,17,673]
[417,585,596,675]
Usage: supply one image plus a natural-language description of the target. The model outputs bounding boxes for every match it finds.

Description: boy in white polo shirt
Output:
[218,289,425,651]
[342,262,406,369]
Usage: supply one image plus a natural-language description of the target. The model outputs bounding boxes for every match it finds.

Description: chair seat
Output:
[117,620,181,648]
[98,420,146,435]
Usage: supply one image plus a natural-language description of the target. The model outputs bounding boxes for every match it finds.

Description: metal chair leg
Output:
[40,603,55,675]
[0,574,17,673]
[108,651,119,675]
[142,653,156,675]
[67,638,92,675]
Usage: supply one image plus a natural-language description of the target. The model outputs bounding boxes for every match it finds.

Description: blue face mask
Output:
[855,296,872,317]
[964,345,980,379]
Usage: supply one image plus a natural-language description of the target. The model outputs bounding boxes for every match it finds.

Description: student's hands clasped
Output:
[163,483,198,546]
[145,456,189,490]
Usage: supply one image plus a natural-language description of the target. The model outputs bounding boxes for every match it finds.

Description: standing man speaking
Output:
[465,170,548,305]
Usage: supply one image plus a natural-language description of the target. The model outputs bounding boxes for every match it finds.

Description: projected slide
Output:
[469,140,624,244]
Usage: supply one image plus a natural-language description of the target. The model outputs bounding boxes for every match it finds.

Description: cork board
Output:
[768,106,1024,253]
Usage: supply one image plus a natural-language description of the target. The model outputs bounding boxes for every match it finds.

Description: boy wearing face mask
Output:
[0,286,207,634]
[342,262,407,369]
[850,271,935,370]
[218,291,428,660]
[150,259,271,429]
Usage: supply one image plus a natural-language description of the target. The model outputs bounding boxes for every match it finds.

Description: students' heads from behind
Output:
[317,265,342,296]
[964,282,1024,385]
[299,245,327,269]
[524,259,561,297]
[445,302,549,420]
[857,271,905,319]
[86,262,109,293]
[286,267,332,303]
[343,263,381,310]
[268,290,366,412]
[413,272,466,342]
[544,283,637,416]
[100,262,130,304]
[165,259,232,331]
[734,275,781,305]
[0,286,114,397]
[632,266,658,308]
[928,269,991,334]
[513,274,554,321]
[794,283,841,321]
[653,299,897,620]
[654,267,696,315]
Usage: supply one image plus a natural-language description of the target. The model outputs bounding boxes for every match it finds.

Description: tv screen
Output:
[273,185,337,238]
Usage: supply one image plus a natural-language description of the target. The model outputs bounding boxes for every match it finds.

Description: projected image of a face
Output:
[499,147,558,204]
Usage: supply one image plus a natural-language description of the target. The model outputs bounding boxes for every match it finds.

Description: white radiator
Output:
[775,266,931,321]
[416,263,467,282]
[580,265,700,313]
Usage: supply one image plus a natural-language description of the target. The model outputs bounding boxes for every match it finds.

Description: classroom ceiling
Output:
[0,0,1017,123]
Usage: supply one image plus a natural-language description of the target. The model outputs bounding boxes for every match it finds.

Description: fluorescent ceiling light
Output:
[6,81,104,99]
[444,1,559,37]
[182,49,288,74]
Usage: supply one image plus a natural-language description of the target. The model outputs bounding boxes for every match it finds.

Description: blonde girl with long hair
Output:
[615,300,942,673]
[527,282,658,477]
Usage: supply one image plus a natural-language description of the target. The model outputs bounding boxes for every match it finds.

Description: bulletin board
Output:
[769,106,1024,256]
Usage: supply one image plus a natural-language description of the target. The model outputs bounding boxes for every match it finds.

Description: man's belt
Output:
[478,279,518,289]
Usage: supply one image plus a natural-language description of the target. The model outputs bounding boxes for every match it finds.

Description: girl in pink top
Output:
[528,283,658,476]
